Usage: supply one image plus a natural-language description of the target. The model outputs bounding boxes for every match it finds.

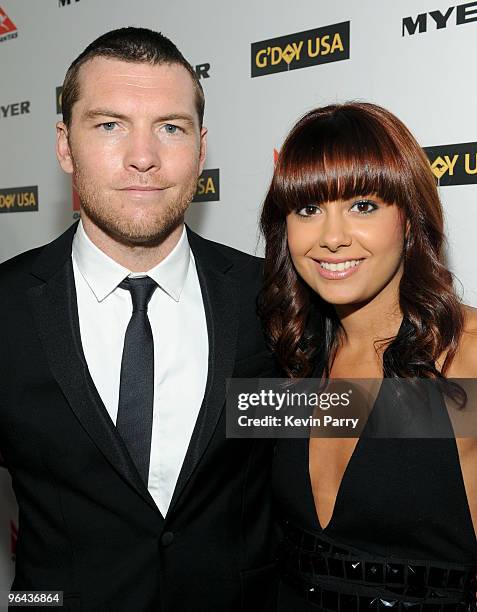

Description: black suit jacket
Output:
[0,223,279,612]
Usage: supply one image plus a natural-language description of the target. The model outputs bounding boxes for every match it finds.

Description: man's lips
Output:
[119,186,166,191]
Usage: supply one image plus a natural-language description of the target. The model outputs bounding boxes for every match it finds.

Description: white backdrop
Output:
[1,0,476,590]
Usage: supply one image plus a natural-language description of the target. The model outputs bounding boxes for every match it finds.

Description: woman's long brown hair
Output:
[259,102,464,382]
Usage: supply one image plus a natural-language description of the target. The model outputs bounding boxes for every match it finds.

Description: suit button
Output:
[161,532,174,547]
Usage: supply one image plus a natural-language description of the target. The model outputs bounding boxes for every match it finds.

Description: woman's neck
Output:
[329,281,403,377]
[334,270,403,350]
[336,303,402,351]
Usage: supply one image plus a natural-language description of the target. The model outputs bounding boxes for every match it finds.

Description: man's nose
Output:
[124,129,160,173]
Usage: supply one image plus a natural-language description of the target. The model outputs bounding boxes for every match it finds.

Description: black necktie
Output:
[117,277,158,485]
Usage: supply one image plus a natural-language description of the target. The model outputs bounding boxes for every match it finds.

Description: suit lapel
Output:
[28,225,162,517]
[29,223,240,518]
[168,228,239,512]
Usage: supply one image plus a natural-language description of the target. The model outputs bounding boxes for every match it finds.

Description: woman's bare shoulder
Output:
[447,305,477,378]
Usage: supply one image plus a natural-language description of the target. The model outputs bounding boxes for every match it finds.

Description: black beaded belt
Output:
[280,519,477,611]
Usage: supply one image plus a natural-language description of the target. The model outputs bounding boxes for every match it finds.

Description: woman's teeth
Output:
[319,259,362,271]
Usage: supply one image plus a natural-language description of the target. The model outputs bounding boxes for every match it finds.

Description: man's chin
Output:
[108,221,183,248]
[84,212,184,248]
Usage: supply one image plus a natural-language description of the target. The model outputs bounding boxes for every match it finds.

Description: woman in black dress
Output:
[260,102,477,611]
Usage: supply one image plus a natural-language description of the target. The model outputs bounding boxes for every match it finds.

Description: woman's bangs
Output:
[275,118,409,212]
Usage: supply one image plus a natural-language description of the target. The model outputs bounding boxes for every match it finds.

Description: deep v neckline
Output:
[306,317,411,533]
[307,378,385,533]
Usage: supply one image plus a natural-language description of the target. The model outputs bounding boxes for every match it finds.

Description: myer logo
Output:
[424,142,477,185]
[58,0,80,6]
[193,169,220,202]
[195,63,210,79]
[251,22,349,77]
[0,5,17,42]
[0,186,39,213]
[403,1,477,35]
[1,100,30,119]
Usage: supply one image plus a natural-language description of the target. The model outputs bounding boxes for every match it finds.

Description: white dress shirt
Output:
[72,221,208,516]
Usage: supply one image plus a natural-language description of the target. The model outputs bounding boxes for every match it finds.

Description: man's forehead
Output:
[77,57,194,94]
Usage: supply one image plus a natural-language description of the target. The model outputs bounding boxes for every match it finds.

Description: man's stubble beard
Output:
[72,158,198,248]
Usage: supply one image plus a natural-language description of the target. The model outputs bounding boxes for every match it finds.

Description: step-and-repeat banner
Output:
[1,0,476,590]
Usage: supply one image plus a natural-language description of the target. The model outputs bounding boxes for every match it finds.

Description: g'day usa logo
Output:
[424,142,477,186]
[251,22,349,77]
[193,169,220,202]
[0,5,17,42]
[0,186,39,213]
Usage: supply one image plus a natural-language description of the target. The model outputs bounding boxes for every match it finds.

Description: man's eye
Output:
[296,205,321,217]
[350,200,378,214]
[164,124,180,134]
[99,122,117,131]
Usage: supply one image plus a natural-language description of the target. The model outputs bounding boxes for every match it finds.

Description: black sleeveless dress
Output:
[273,379,477,611]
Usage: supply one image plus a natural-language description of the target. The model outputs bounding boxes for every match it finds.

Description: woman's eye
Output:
[100,122,117,131]
[350,200,378,214]
[297,205,321,217]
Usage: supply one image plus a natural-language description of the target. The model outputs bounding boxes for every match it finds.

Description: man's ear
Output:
[198,126,207,175]
[56,121,73,174]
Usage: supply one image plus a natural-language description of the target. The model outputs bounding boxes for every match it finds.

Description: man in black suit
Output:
[0,28,277,611]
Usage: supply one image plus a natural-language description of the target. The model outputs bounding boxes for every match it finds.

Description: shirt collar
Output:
[72,220,190,303]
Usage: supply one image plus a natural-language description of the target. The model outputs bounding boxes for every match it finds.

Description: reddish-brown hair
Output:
[259,102,464,381]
